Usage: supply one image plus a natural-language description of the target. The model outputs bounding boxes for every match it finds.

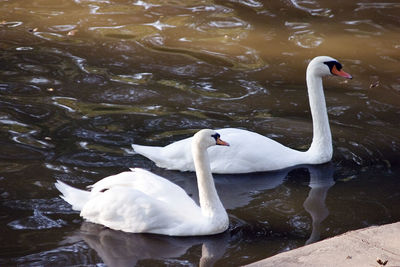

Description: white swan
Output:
[55,129,230,236]
[132,56,352,174]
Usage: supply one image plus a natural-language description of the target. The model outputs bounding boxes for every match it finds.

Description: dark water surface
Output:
[1,0,399,266]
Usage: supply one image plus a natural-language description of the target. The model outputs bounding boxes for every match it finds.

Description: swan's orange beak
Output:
[216,138,229,146]
[331,65,352,79]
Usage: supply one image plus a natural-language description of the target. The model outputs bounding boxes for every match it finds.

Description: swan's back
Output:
[89,168,194,207]
[133,128,307,173]
[208,128,306,173]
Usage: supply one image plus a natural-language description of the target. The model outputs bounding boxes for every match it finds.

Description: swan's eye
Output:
[211,133,220,142]
[334,62,343,71]
[324,61,343,73]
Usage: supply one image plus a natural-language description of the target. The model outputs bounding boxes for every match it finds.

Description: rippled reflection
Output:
[78,222,229,267]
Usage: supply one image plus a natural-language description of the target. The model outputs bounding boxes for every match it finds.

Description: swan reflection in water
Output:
[77,222,229,267]
[302,164,334,244]
[72,164,334,265]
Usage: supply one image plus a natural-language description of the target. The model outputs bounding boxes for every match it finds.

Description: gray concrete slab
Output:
[246,222,400,267]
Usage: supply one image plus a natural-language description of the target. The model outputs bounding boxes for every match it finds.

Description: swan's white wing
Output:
[81,186,201,235]
[136,128,304,173]
[208,128,303,173]
[89,168,199,212]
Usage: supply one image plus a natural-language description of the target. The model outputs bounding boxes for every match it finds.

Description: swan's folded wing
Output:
[89,168,198,211]
[81,186,197,235]
[207,128,304,173]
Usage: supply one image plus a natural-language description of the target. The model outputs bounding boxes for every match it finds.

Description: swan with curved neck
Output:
[55,129,229,236]
[132,56,352,174]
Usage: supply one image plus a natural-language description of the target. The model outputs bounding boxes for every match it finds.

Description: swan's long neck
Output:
[192,142,226,219]
[306,69,333,162]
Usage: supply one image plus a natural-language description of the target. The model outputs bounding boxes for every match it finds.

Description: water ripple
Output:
[8,209,66,230]
[5,241,94,266]
[0,21,23,27]
[286,22,324,48]
[134,0,160,10]
[343,20,385,38]
[49,24,77,32]
[4,198,77,215]
[355,2,400,11]
[230,0,264,9]
[288,0,333,17]
[33,32,85,45]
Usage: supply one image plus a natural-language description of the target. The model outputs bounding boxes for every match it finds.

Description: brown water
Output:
[0,0,399,266]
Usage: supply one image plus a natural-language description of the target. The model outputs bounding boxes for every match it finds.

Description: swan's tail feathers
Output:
[55,180,90,211]
[131,144,164,164]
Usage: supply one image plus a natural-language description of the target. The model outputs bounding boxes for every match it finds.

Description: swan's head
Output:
[307,56,352,79]
[193,129,230,149]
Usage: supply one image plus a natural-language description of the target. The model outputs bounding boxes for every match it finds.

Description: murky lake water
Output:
[0,0,399,266]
